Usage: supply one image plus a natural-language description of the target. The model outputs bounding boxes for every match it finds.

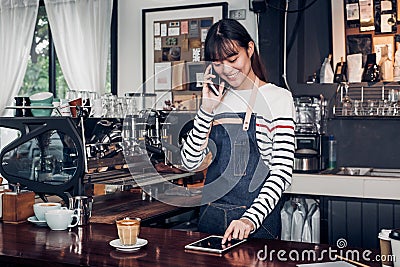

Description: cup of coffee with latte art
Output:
[116,217,141,246]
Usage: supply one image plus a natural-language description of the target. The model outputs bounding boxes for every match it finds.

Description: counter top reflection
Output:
[0,222,379,267]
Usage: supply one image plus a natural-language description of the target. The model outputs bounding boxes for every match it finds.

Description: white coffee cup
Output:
[59,103,71,117]
[45,208,79,230]
[33,202,62,221]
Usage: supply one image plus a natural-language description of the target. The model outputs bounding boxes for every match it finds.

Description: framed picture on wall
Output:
[154,62,172,91]
[373,35,394,63]
[142,3,228,94]
[186,61,206,91]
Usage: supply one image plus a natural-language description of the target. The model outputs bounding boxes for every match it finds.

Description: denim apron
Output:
[197,111,282,239]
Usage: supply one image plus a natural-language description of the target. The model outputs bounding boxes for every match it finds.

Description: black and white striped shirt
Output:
[181,83,295,231]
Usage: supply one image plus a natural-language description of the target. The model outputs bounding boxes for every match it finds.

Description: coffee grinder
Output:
[293,96,327,172]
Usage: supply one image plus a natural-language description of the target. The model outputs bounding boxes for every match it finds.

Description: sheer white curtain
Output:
[0,0,39,115]
[44,0,113,96]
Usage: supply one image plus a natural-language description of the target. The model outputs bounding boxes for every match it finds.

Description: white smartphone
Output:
[185,235,246,254]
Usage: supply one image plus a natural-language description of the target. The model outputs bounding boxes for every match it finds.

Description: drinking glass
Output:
[116,97,127,118]
[367,100,377,116]
[101,94,112,117]
[126,97,138,115]
[65,90,77,101]
[80,91,90,107]
[101,94,116,117]
[393,102,399,116]
[377,100,385,116]
[89,92,99,101]
[389,89,399,103]
[341,95,353,116]
[352,100,364,116]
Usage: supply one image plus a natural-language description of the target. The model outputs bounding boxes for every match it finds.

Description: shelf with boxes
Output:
[340,1,400,83]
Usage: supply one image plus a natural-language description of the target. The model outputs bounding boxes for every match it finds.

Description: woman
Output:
[181,19,295,243]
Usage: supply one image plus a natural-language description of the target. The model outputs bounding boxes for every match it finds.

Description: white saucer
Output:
[109,238,148,252]
[27,216,47,227]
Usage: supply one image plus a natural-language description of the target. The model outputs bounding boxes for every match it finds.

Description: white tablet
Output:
[185,235,246,254]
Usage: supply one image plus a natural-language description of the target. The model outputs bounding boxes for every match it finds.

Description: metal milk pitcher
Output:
[65,193,93,226]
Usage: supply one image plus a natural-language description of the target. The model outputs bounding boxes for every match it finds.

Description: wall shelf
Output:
[330,115,400,120]
[332,83,400,117]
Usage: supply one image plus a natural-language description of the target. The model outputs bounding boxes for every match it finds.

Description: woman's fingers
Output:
[222,223,235,244]
[232,226,241,240]
[204,64,213,80]
[222,219,252,244]
[219,81,225,95]
[205,63,212,74]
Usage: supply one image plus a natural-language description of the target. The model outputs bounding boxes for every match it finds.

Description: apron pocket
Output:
[233,140,249,176]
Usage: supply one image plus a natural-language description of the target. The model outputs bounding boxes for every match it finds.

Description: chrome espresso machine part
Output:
[122,110,174,162]
[294,96,322,134]
[0,117,85,204]
[293,96,328,173]
[294,135,321,172]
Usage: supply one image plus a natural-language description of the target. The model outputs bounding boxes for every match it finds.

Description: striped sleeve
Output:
[180,107,214,171]
[241,103,295,231]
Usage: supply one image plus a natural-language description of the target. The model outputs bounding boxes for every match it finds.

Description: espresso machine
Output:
[293,96,328,173]
[0,109,197,204]
[0,117,85,204]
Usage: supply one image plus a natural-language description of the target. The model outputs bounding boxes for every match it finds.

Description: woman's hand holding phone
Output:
[201,64,225,113]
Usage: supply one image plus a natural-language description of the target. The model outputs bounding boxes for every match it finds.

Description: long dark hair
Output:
[204,18,267,82]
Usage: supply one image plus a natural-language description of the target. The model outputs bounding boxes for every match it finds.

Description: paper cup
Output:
[379,229,394,267]
[69,98,82,117]
[389,229,400,267]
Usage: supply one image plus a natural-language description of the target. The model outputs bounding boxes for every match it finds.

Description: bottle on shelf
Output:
[320,54,334,84]
[362,53,380,82]
[334,56,347,83]
[328,135,337,170]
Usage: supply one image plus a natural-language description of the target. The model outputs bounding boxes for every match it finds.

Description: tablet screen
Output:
[185,235,246,254]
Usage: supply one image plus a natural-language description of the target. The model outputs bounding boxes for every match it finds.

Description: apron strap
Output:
[243,77,259,131]
[199,77,260,150]
[213,117,243,125]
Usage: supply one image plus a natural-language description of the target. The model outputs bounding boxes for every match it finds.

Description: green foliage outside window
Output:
[20,6,50,97]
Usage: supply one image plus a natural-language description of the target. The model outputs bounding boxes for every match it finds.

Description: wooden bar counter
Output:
[90,190,201,226]
[0,222,380,267]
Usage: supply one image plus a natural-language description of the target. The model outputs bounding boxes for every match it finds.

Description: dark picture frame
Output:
[186,61,206,91]
[142,2,228,94]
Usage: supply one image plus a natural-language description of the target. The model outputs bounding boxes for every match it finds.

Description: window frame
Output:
[39,0,118,97]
